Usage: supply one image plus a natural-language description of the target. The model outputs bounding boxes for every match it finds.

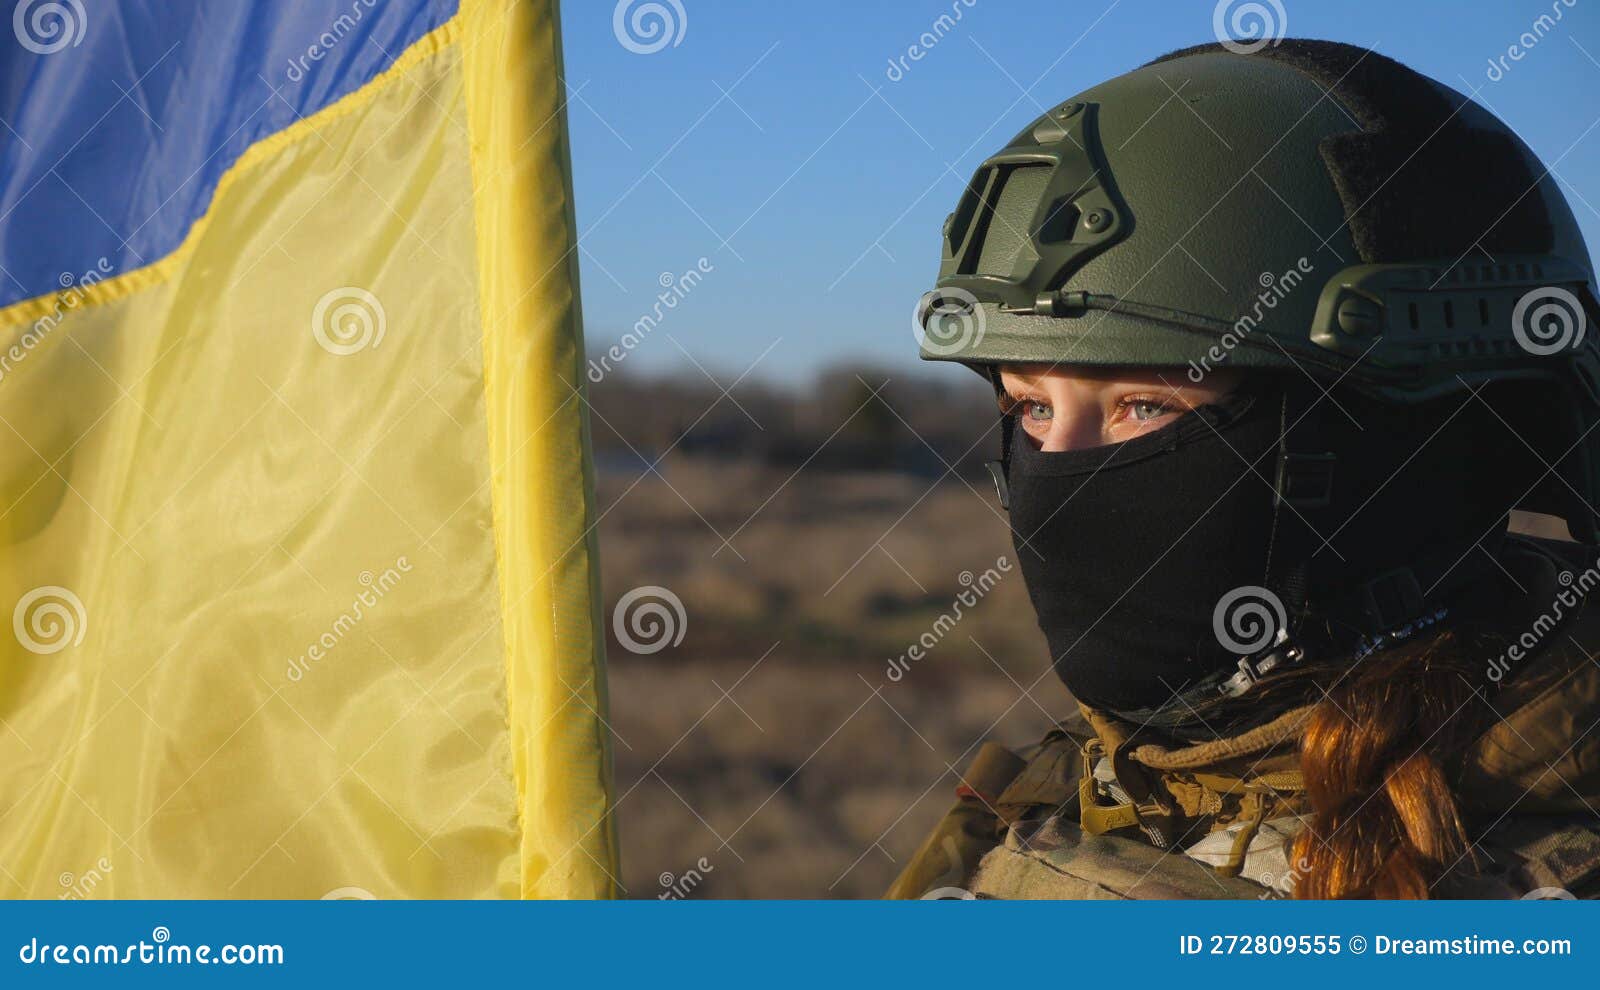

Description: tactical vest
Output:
[887,720,1600,900]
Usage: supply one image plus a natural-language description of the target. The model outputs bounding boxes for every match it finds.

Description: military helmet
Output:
[916,39,1600,540]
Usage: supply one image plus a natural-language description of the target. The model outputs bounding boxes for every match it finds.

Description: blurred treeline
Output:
[585,364,1000,480]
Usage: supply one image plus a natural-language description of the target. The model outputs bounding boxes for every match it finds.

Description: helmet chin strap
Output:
[985,366,1015,511]
[1236,381,1506,702]
[1263,384,1324,653]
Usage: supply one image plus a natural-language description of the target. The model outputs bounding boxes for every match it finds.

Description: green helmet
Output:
[917,39,1600,538]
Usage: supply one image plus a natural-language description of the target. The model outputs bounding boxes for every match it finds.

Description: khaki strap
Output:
[1126,705,1314,770]
[1191,769,1307,794]
[1215,792,1270,878]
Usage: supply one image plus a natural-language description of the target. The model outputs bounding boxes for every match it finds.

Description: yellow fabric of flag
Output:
[0,0,616,899]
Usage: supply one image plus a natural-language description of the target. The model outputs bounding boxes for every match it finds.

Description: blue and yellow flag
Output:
[0,0,615,898]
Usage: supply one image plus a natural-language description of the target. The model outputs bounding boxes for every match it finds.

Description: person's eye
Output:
[1024,400,1053,422]
[1120,397,1178,424]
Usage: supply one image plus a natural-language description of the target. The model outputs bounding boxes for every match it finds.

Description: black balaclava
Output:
[1005,380,1533,714]
[1006,391,1281,711]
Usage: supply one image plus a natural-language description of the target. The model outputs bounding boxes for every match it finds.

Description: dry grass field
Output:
[597,455,1062,899]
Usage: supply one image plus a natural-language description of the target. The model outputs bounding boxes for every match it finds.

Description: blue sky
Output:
[562,0,1600,384]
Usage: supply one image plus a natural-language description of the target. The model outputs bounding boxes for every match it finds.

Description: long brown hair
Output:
[1289,633,1489,898]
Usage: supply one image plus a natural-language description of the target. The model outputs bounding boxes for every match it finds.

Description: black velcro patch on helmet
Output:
[1319,127,1550,262]
[1147,39,1553,263]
